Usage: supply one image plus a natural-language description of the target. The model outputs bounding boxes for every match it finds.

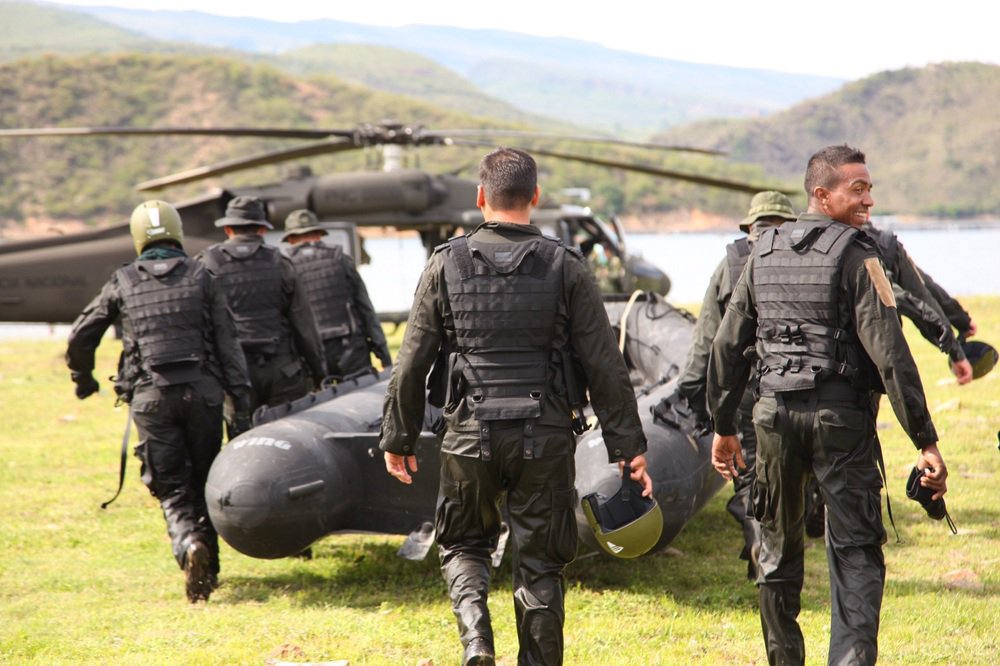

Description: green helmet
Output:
[582,469,663,558]
[954,340,998,379]
[129,200,184,255]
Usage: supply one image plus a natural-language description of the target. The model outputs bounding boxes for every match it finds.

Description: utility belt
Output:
[475,419,542,462]
[757,378,870,404]
[241,336,294,364]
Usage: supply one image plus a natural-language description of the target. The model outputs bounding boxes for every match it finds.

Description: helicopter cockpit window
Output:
[569,218,626,294]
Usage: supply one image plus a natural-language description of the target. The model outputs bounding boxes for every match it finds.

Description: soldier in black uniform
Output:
[707,145,948,666]
[196,196,327,420]
[66,200,251,603]
[863,219,974,384]
[676,190,797,580]
[281,209,392,377]
[379,148,651,666]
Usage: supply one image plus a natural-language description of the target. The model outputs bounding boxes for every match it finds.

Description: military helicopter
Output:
[0,121,790,560]
[0,121,793,324]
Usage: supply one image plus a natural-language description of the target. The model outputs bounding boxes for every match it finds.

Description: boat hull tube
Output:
[205,293,725,559]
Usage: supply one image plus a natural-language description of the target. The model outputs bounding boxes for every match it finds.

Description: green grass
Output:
[2,296,998,665]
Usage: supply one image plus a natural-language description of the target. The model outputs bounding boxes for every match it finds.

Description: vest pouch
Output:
[319,323,351,341]
[466,395,542,421]
[148,359,202,387]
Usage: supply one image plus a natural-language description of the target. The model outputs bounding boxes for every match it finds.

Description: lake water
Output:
[357,224,1000,310]
[3,225,998,340]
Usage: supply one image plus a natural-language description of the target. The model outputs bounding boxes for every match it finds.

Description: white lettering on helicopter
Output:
[232,437,292,451]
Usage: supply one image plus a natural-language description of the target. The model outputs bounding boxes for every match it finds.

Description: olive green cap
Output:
[740,190,797,232]
[214,195,273,229]
[129,200,184,255]
[281,209,327,242]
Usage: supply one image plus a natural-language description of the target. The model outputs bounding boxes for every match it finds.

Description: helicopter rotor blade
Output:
[448,139,795,195]
[135,138,359,191]
[431,129,725,156]
[0,125,722,155]
[0,126,352,140]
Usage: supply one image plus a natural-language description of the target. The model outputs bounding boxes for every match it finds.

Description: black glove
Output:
[73,373,99,400]
[228,412,252,440]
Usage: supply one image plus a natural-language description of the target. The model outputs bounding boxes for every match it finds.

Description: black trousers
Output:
[322,334,372,378]
[436,426,577,666]
[729,390,761,579]
[751,391,885,666]
[131,378,224,573]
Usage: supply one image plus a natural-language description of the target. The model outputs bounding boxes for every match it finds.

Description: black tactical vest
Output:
[118,257,211,387]
[442,234,564,423]
[752,220,878,394]
[284,242,353,341]
[200,242,290,355]
[725,237,752,291]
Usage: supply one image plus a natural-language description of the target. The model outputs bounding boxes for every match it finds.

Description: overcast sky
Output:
[52,0,999,80]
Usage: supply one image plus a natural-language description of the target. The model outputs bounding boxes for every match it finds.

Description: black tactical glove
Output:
[231,391,251,417]
[228,412,252,440]
[72,373,100,400]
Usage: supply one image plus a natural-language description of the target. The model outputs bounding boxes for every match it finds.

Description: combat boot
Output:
[463,637,495,666]
[184,541,212,603]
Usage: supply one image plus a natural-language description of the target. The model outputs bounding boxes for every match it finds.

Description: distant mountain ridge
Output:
[1,4,995,221]
[50,2,845,136]
[655,62,1000,216]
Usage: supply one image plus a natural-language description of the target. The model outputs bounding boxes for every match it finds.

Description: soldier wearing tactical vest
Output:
[281,209,392,378]
[707,145,948,666]
[676,190,797,581]
[66,200,251,603]
[196,196,327,420]
[380,148,651,666]
[862,219,975,384]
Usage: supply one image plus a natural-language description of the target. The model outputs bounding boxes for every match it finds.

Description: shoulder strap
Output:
[448,236,475,280]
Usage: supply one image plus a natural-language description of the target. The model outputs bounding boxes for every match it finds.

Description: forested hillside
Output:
[0,53,772,229]
[656,62,1000,216]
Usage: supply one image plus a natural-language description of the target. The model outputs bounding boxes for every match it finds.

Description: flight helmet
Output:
[958,339,998,379]
[129,199,184,255]
[582,465,663,558]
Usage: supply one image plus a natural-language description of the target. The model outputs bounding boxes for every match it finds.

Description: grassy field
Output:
[1,295,998,665]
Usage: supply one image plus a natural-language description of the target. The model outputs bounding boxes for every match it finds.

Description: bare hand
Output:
[951,359,973,385]
[712,434,745,481]
[917,444,948,501]
[384,452,418,485]
[620,454,653,497]
[964,320,978,338]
